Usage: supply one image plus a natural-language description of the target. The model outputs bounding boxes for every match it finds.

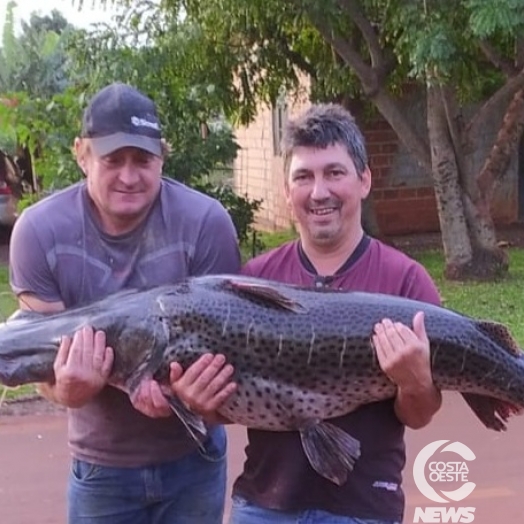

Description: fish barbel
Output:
[0,274,523,485]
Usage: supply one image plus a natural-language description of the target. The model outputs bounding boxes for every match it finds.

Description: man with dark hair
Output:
[171,103,442,524]
[9,82,241,523]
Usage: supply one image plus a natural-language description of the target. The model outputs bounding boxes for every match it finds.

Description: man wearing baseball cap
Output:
[9,82,241,523]
[81,82,163,157]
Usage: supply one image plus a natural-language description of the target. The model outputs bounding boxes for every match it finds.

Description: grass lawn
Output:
[0,266,36,403]
[414,248,524,345]
[0,266,16,317]
[1,237,524,405]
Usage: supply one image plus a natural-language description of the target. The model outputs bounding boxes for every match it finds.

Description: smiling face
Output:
[75,139,163,235]
[286,143,371,251]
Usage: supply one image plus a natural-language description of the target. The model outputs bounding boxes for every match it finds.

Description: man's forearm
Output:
[37,382,61,404]
[37,381,95,409]
[394,383,442,429]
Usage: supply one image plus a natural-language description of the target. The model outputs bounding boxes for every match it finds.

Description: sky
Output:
[0,0,120,38]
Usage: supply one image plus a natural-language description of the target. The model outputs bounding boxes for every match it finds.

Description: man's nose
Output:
[311,177,330,200]
[118,161,139,185]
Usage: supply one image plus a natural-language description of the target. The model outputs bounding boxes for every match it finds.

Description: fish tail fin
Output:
[461,392,523,431]
[299,421,361,486]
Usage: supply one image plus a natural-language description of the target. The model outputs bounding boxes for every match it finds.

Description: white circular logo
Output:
[413,440,476,503]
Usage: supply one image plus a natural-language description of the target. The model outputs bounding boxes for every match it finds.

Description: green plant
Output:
[192,179,263,245]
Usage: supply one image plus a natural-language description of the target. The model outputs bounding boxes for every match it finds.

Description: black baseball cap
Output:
[81,82,162,157]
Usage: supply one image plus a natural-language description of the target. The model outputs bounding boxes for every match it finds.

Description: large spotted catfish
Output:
[0,274,523,485]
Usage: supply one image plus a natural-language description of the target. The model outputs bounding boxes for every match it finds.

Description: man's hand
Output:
[129,379,173,418]
[373,311,432,389]
[372,311,441,429]
[53,326,114,408]
[170,353,237,423]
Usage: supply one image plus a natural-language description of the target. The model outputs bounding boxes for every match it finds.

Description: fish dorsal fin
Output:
[224,279,306,313]
[477,320,522,356]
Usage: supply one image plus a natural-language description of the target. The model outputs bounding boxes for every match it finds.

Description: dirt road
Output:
[1,392,523,523]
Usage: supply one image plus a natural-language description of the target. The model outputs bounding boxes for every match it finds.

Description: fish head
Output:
[106,314,170,394]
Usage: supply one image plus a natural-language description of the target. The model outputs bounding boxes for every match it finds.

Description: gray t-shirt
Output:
[9,177,241,467]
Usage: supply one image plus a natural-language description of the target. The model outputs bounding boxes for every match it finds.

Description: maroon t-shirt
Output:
[234,236,441,521]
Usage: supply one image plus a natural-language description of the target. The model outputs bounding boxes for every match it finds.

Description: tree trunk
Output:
[426,86,473,278]
[428,86,509,279]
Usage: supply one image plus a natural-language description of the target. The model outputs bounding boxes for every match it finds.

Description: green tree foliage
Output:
[1,2,261,244]
[0,3,73,97]
[85,0,523,280]
[0,4,79,197]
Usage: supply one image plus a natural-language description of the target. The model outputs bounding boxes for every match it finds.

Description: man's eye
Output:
[135,155,154,165]
[293,173,310,181]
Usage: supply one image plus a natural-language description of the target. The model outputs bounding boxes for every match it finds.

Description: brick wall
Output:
[234,91,311,231]
[234,101,518,236]
[234,104,290,230]
[363,119,441,235]
[362,117,517,235]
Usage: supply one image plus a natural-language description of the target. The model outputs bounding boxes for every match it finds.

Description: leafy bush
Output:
[192,179,263,247]
[0,11,264,243]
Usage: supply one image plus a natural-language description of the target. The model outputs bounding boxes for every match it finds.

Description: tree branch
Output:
[371,89,432,173]
[517,36,524,70]
[286,0,431,171]
[306,11,378,93]
[274,32,318,79]
[478,40,517,77]
[439,84,467,179]
[290,0,431,171]
[477,86,524,198]
[335,0,383,68]
[467,66,524,138]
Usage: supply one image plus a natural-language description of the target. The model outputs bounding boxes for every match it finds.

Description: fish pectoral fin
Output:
[299,421,361,486]
[167,395,208,445]
[461,392,523,431]
[224,279,306,313]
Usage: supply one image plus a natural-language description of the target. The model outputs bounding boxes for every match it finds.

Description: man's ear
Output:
[361,166,372,199]
[73,137,87,176]
[284,177,292,208]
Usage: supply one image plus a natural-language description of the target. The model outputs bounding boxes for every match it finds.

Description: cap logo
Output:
[131,116,160,130]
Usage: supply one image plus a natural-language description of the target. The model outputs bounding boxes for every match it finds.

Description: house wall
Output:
[234,94,310,230]
[234,93,519,235]
[363,119,441,235]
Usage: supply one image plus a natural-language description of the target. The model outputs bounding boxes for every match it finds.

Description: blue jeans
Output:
[68,426,227,523]
[228,496,400,524]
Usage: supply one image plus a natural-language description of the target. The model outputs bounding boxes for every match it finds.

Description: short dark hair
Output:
[282,103,368,178]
